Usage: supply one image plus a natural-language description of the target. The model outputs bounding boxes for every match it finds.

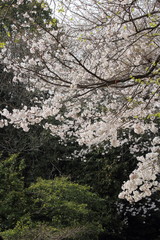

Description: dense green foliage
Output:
[1,135,160,240]
[0,154,26,231]
[0,154,104,240]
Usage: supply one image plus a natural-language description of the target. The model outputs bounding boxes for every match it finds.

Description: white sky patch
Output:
[46,0,72,23]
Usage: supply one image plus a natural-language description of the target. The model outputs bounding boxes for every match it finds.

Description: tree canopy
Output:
[0,2,160,239]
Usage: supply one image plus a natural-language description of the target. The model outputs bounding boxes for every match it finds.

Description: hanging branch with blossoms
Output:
[0,0,160,202]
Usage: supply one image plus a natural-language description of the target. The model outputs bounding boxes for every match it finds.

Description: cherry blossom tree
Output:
[0,0,160,202]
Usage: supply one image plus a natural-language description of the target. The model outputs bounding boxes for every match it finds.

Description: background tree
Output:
[0,155,104,240]
[0,154,26,231]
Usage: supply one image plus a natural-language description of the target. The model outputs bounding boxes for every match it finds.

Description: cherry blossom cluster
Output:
[117,196,160,220]
[119,137,160,202]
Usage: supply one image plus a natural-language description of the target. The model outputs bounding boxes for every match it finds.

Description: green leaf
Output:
[0,42,6,48]
[58,7,65,13]
[149,22,158,28]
